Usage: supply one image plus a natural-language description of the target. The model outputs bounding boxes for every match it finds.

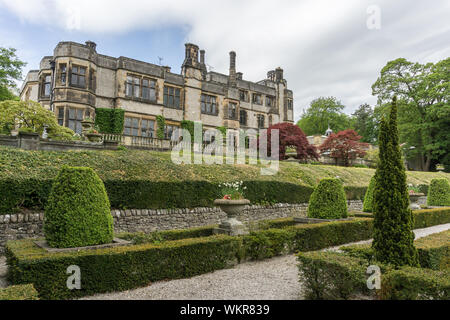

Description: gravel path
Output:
[82,255,303,300]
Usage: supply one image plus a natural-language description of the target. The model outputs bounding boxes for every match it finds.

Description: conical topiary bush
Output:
[427,179,450,206]
[44,166,114,248]
[372,97,418,267]
[307,178,348,219]
[363,176,376,213]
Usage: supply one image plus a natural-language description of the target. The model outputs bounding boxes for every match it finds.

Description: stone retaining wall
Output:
[0,200,365,252]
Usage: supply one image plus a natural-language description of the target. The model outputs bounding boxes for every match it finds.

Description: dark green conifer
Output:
[372,97,418,267]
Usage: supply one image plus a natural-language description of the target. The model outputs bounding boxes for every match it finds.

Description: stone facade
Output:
[0,200,366,252]
[20,41,295,140]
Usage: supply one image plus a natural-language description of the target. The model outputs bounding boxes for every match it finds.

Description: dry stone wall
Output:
[0,200,368,252]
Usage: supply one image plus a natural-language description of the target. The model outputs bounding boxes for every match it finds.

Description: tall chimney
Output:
[229,51,237,87]
[200,50,205,65]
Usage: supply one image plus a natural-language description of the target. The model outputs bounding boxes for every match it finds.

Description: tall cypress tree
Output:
[372,97,418,267]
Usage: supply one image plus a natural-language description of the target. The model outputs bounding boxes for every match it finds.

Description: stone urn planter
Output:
[213,199,250,236]
[81,119,95,131]
[409,192,425,210]
[86,133,102,143]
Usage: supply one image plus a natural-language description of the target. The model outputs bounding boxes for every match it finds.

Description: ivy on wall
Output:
[156,116,165,140]
[95,108,125,134]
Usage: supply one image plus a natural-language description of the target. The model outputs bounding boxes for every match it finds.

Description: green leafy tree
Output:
[297,97,353,136]
[351,104,377,143]
[372,58,450,171]
[0,100,74,139]
[372,97,418,267]
[0,47,26,101]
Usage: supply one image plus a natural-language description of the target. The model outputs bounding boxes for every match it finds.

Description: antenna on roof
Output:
[158,56,164,66]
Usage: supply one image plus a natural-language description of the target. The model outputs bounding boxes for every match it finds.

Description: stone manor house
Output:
[20,41,295,141]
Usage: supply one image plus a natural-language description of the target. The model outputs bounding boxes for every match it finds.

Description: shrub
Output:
[415,230,449,270]
[298,250,450,300]
[0,284,39,300]
[297,251,373,300]
[427,179,450,206]
[363,176,376,212]
[372,97,418,267]
[6,236,241,300]
[308,178,348,219]
[44,166,114,248]
[380,267,450,300]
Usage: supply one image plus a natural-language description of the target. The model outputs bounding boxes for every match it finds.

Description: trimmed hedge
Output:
[6,235,241,300]
[298,250,450,300]
[44,167,114,248]
[415,230,449,270]
[363,176,375,212]
[413,208,450,228]
[6,207,450,300]
[297,251,374,300]
[427,179,450,206]
[0,284,39,300]
[308,179,348,219]
[0,179,323,213]
[380,267,450,300]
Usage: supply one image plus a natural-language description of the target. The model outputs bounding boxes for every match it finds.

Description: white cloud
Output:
[1,0,449,121]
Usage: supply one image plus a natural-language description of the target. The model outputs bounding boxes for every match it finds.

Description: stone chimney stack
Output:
[85,41,97,52]
[200,50,205,65]
[275,67,284,82]
[183,43,200,68]
[229,51,237,87]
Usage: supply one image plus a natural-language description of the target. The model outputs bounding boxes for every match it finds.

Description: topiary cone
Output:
[44,166,114,248]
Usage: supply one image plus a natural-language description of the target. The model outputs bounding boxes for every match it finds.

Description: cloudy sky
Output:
[0,0,449,121]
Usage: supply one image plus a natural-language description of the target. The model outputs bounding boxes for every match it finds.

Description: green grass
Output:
[1,146,448,187]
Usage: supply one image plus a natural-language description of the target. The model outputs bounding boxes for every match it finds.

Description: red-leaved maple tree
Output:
[261,123,319,161]
[319,129,369,166]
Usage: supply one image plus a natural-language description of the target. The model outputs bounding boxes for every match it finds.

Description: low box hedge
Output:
[297,251,377,299]
[6,235,242,300]
[0,284,39,300]
[297,250,450,300]
[380,267,450,300]
[415,230,449,270]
